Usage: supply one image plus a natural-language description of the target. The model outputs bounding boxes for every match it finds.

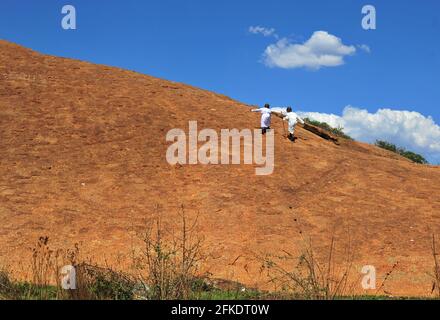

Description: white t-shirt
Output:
[283,112,304,127]
[252,108,272,128]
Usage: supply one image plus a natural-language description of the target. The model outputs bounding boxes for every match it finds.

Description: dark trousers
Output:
[288,133,296,142]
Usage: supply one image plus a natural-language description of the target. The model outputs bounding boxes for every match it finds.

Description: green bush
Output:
[303,118,353,140]
[375,140,398,153]
[399,150,428,165]
[375,140,428,164]
[75,264,136,300]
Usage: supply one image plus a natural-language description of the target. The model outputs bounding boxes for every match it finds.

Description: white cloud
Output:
[298,106,440,163]
[357,44,371,53]
[249,26,277,38]
[263,31,357,70]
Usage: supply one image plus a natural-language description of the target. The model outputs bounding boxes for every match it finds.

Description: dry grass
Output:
[0,237,72,300]
[260,236,358,300]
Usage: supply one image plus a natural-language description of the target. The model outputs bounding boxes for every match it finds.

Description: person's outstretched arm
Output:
[271,110,284,118]
[250,108,262,112]
[297,116,305,125]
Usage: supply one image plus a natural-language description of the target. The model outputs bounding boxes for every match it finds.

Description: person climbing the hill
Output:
[275,107,305,142]
[250,103,273,135]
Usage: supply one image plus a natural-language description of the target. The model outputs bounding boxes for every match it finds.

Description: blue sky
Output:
[1,0,439,162]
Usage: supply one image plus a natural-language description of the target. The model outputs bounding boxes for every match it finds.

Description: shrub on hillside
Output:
[375,140,399,153]
[303,118,353,140]
[375,140,428,164]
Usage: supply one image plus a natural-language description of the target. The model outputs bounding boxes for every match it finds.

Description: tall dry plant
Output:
[431,234,440,297]
[134,205,205,300]
[29,236,64,299]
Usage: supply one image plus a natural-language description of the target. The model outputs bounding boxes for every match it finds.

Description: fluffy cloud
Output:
[298,106,440,163]
[249,26,277,38]
[263,31,357,69]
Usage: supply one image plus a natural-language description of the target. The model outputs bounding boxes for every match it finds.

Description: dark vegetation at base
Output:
[0,269,263,300]
[2,268,435,300]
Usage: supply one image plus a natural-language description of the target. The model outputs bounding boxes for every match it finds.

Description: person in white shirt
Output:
[278,107,305,142]
[250,104,273,135]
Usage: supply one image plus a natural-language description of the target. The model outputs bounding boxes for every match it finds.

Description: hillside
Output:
[1,40,440,296]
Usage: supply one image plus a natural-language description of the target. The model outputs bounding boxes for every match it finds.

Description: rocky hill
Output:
[1,40,440,296]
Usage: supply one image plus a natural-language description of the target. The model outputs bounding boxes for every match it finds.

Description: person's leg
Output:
[288,125,295,141]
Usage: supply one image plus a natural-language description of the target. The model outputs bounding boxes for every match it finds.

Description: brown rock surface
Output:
[1,40,440,296]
